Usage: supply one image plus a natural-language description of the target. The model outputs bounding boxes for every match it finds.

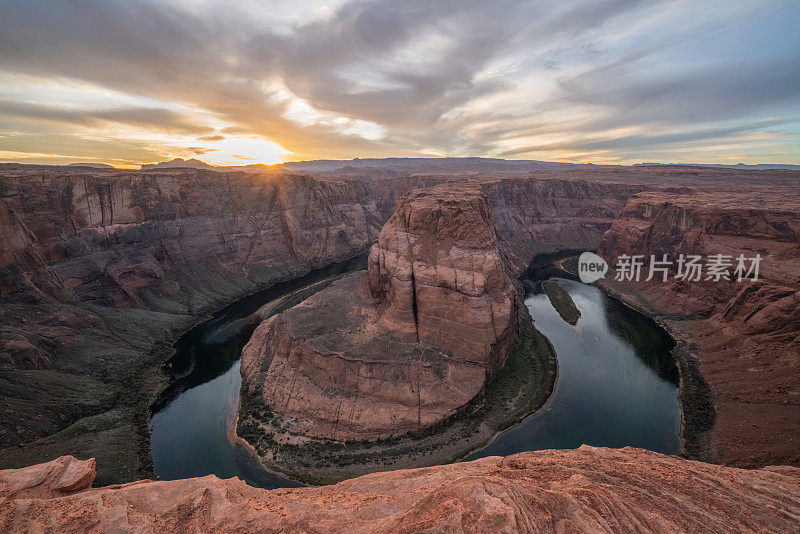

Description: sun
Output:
[192,135,291,166]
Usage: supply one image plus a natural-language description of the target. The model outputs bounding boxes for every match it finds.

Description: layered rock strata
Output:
[241,185,518,441]
[0,169,381,305]
[3,447,799,533]
[0,167,382,482]
[367,186,518,371]
[4,162,799,485]
[369,175,649,272]
[598,191,800,467]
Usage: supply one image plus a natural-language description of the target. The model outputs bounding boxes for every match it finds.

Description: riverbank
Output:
[147,253,374,485]
[231,250,687,485]
[553,255,715,462]
[593,278,717,462]
[0,251,373,486]
[234,298,558,485]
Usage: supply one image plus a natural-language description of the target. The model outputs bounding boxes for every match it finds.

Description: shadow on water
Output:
[149,253,367,488]
[469,274,681,459]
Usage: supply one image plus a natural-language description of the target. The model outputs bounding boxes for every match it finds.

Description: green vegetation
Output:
[542,280,581,325]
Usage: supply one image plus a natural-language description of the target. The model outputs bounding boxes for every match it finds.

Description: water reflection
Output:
[470,277,680,459]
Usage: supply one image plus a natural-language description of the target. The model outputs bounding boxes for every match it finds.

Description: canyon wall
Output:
[482,177,648,274]
[3,447,799,533]
[598,190,800,467]
[241,184,518,441]
[369,175,648,273]
[0,167,382,482]
[0,168,382,305]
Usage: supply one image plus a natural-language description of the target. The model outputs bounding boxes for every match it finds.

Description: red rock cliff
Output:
[0,167,382,481]
[367,185,518,370]
[598,190,800,468]
[0,169,381,305]
[369,174,649,274]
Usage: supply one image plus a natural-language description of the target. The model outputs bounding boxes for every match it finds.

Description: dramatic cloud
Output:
[0,0,797,166]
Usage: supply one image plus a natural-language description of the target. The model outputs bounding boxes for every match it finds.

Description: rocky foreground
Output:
[2,447,799,533]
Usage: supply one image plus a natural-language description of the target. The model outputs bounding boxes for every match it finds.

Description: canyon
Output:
[2,447,799,533]
[234,183,565,484]
[0,166,382,483]
[0,164,653,484]
[1,162,799,531]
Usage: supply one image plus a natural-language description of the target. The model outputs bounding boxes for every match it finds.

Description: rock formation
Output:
[240,184,518,441]
[0,169,381,305]
[598,190,800,467]
[3,447,799,533]
[367,185,518,369]
[369,175,649,272]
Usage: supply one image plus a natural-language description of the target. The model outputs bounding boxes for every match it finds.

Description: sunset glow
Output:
[1,0,798,166]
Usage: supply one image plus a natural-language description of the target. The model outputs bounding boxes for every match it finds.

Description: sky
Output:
[0,0,798,168]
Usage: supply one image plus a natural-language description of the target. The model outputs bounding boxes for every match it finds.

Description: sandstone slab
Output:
[2,447,799,533]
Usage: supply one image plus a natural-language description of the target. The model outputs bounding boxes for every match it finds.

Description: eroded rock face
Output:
[241,272,491,440]
[369,175,649,273]
[367,185,518,370]
[598,191,800,467]
[0,169,382,305]
[0,167,382,480]
[3,447,799,533]
[240,184,518,440]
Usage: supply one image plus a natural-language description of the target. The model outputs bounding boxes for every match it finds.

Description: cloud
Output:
[199,134,225,142]
[0,99,214,135]
[501,118,794,156]
[0,0,798,164]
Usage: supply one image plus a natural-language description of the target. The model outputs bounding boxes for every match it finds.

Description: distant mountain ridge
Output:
[635,162,800,170]
[140,158,270,172]
[139,156,586,173]
[140,157,800,173]
[66,162,116,169]
[278,157,589,173]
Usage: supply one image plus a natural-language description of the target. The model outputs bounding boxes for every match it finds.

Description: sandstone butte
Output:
[240,184,519,440]
[2,447,799,533]
[598,190,800,467]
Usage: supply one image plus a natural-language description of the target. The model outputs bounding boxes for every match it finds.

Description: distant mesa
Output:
[140,157,800,174]
[635,161,800,170]
[140,158,216,170]
[139,157,274,172]
[66,162,115,169]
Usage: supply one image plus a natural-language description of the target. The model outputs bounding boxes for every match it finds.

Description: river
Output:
[150,264,680,488]
[469,277,680,459]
